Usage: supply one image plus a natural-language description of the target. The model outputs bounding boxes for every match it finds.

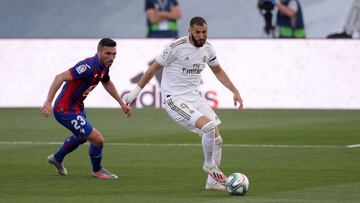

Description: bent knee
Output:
[95,136,104,145]
[201,121,216,134]
[87,129,105,145]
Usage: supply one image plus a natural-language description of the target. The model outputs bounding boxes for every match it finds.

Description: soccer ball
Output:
[225,172,249,196]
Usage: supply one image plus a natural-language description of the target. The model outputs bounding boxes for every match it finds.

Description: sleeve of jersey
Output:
[207,47,219,66]
[173,0,179,6]
[69,62,93,80]
[155,47,173,67]
[145,0,154,10]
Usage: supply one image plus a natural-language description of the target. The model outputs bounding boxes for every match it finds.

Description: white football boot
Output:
[47,154,68,176]
[205,177,226,191]
[92,167,118,179]
[203,163,227,183]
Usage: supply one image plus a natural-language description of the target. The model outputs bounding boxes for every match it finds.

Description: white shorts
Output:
[164,95,221,134]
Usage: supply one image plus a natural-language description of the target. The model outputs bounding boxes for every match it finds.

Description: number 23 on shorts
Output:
[71,115,87,133]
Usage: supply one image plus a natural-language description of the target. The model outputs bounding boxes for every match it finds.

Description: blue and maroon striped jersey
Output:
[54,54,110,114]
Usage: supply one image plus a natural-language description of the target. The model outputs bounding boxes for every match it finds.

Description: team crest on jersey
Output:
[76,64,90,74]
[203,56,208,63]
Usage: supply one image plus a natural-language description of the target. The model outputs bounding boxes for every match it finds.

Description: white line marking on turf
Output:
[346,144,360,148]
[0,141,346,149]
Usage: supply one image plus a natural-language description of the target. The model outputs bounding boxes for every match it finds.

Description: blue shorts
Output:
[53,110,93,138]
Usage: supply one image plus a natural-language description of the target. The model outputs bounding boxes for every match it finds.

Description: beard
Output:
[190,34,206,47]
[99,53,114,68]
[100,58,113,68]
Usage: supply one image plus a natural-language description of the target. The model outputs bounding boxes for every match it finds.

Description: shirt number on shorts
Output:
[180,103,189,109]
[71,115,87,133]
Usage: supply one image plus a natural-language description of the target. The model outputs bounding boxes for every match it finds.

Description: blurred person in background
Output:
[327,0,360,39]
[270,0,306,38]
[145,0,182,38]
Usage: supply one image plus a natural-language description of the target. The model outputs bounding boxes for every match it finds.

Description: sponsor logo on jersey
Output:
[182,64,206,75]
[76,64,90,74]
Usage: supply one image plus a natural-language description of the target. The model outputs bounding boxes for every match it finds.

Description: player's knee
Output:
[201,121,216,134]
[96,136,104,145]
[87,130,104,145]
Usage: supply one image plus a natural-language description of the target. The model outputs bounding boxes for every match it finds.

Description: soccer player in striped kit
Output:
[41,38,131,179]
[124,17,243,191]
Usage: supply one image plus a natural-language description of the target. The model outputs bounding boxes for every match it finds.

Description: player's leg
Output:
[195,116,216,169]
[204,127,226,191]
[48,112,89,175]
[53,135,87,163]
[48,135,87,176]
[194,98,226,190]
[164,97,226,183]
[195,97,223,167]
[86,128,118,179]
[196,116,227,183]
[213,127,223,167]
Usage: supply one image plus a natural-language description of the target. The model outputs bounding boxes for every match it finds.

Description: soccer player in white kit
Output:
[124,16,243,191]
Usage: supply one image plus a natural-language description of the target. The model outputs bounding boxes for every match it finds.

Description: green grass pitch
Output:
[0,108,359,203]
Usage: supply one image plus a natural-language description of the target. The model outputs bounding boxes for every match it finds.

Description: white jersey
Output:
[155,36,219,99]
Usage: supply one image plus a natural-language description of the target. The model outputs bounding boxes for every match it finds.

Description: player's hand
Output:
[40,101,52,118]
[233,93,244,112]
[121,104,132,118]
[123,93,137,106]
[123,86,142,106]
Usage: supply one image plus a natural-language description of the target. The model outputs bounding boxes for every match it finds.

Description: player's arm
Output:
[102,79,132,117]
[123,61,163,105]
[209,64,244,111]
[40,70,72,117]
[158,5,182,20]
[273,0,297,17]
[146,5,181,23]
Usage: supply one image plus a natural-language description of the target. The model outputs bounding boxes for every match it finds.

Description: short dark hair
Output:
[190,16,207,27]
[98,38,116,50]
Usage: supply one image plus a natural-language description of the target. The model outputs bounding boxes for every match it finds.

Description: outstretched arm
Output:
[210,64,244,111]
[102,80,132,117]
[40,70,72,117]
[123,61,163,105]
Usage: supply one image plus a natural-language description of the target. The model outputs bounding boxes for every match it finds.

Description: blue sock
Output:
[89,144,103,172]
[54,135,86,163]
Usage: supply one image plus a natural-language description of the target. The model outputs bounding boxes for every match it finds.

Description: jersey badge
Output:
[76,64,91,74]
[161,49,169,60]
[203,56,208,63]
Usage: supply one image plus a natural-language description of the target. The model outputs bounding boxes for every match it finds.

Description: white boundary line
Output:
[0,141,352,149]
[346,144,360,148]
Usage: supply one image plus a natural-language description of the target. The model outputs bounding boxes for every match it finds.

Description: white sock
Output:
[201,121,216,167]
[213,136,223,166]
[207,136,223,183]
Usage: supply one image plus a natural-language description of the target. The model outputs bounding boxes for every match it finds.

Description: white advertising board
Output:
[0,39,359,109]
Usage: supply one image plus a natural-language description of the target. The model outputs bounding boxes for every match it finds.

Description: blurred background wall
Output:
[0,0,353,38]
